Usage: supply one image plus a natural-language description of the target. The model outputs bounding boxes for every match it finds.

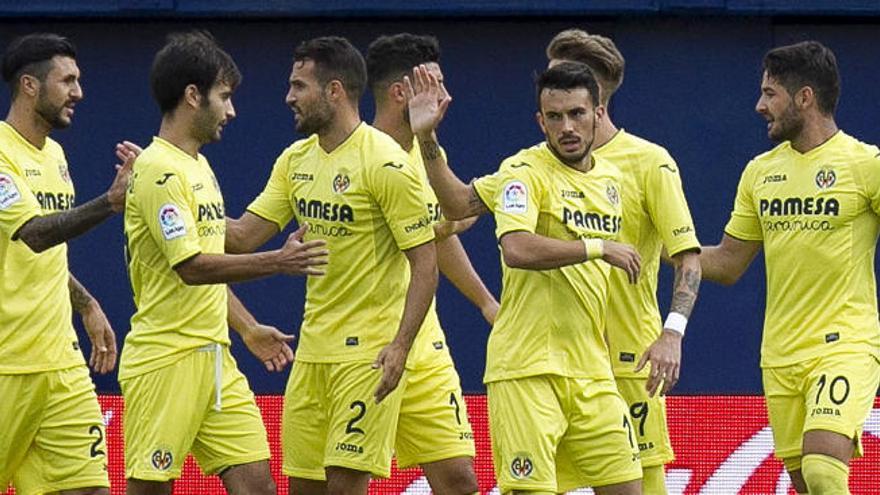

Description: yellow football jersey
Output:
[725,131,880,367]
[484,142,623,383]
[404,139,452,370]
[598,130,700,377]
[0,121,84,373]
[120,137,229,381]
[247,123,435,364]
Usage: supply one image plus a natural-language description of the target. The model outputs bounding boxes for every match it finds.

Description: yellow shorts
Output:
[282,361,407,480]
[395,364,475,469]
[763,351,880,460]
[120,344,270,481]
[0,365,109,495]
[615,377,674,467]
[487,375,642,493]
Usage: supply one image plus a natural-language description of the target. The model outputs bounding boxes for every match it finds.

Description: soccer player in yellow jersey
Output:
[0,33,134,495]
[701,41,880,495]
[224,37,438,495]
[121,32,327,495]
[406,29,702,494]
[366,33,500,494]
[409,62,643,493]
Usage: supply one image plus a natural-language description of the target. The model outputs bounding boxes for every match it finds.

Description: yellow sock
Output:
[641,465,667,494]
[801,454,850,495]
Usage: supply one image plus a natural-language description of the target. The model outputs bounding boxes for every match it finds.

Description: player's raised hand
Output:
[405,64,451,137]
[601,240,641,284]
[107,144,137,212]
[115,140,143,163]
[275,223,328,276]
[81,302,118,374]
[636,329,682,396]
[242,323,296,372]
[372,342,407,403]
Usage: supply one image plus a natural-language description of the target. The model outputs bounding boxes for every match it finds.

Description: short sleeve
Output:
[367,156,435,250]
[852,151,880,216]
[247,151,295,231]
[643,154,701,255]
[0,161,42,241]
[472,172,499,210]
[724,161,764,241]
[493,161,543,239]
[139,171,203,268]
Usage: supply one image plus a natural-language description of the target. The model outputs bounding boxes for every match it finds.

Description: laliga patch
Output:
[502,180,528,213]
[158,203,186,240]
[0,173,22,210]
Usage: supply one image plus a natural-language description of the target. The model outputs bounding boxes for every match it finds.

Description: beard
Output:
[193,106,223,144]
[768,103,804,143]
[295,98,335,136]
[35,92,70,129]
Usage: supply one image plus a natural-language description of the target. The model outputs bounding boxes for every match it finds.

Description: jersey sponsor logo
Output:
[427,202,442,222]
[291,172,314,182]
[346,336,359,346]
[296,198,355,222]
[155,172,175,185]
[759,197,839,217]
[382,161,404,169]
[158,203,186,240]
[335,441,364,454]
[673,225,694,236]
[510,162,531,169]
[192,183,204,192]
[333,173,351,194]
[619,352,636,362]
[151,449,173,471]
[35,191,75,211]
[659,163,678,173]
[308,223,353,238]
[825,332,840,343]
[815,168,836,189]
[0,173,21,210]
[561,189,585,199]
[510,454,534,479]
[502,181,527,213]
[606,182,620,206]
[196,202,225,222]
[432,341,444,350]
[24,168,41,177]
[404,215,433,234]
[762,173,787,184]
[764,219,833,232]
[562,207,622,234]
[58,163,71,183]
[197,224,226,238]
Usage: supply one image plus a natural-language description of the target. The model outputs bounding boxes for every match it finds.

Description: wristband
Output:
[582,238,604,261]
[663,312,688,336]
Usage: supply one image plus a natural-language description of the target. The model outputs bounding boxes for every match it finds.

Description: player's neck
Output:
[593,113,619,149]
[789,116,839,154]
[317,106,361,154]
[158,114,202,159]
[372,106,412,152]
[6,102,50,149]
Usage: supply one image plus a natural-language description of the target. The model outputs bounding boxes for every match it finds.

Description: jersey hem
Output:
[0,360,83,375]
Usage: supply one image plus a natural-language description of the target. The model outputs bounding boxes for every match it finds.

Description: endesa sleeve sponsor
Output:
[13,396,877,494]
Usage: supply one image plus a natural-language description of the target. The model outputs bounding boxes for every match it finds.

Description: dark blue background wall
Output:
[2,10,879,395]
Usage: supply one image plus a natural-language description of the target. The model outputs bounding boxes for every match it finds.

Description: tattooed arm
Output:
[15,150,134,253]
[417,135,489,220]
[69,274,117,374]
[636,249,701,397]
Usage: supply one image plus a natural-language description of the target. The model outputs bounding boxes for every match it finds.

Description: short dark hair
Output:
[293,36,367,103]
[2,33,76,98]
[535,62,600,111]
[366,33,440,93]
[763,41,840,116]
[150,31,241,115]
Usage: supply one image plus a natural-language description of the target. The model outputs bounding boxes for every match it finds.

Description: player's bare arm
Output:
[500,231,641,283]
[432,216,478,241]
[226,211,281,254]
[227,288,295,372]
[69,273,117,374]
[405,64,489,220]
[15,150,134,253]
[175,223,328,285]
[373,240,438,403]
[436,233,499,325]
[637,249,701,396]
[700,234,762,285]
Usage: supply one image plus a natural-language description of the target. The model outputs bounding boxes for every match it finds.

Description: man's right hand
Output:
[601,240,641,284]
[274,223,329,276]
[404,64,451,138]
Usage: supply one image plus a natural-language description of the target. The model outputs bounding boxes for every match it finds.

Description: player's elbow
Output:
[14,223,53,253]
[174,256,209,285]
[500,242,533,269]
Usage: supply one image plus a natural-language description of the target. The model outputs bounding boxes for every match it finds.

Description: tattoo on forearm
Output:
[419,139,442,161]
[69,275,95,313]
[670,266,701,317]
[467,187,490,216]
[16,194,114,252]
